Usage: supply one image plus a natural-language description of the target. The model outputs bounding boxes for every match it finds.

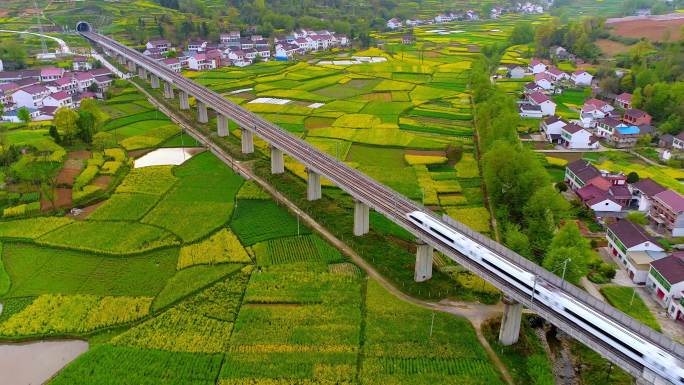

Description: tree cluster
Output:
[471,56,578,277]
[534,17,605,60]
[51,100,103,145]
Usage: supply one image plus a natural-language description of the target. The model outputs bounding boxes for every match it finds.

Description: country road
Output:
[0,29,72,54]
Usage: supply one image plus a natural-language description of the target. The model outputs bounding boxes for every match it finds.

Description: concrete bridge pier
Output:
[179,90,190,110]
[241,129,254,154]
[307,169,321,201]
[353,200,369,236]
[127,60,136,73]
[217,115,229,137]
[150,74,160,89]
[498,295,523,346]
[414,241,433,282]
[117,55,125,65]
[271,146,284,174]
[138,67,147,80]
[163,81,174,98]
[197,100,208,123]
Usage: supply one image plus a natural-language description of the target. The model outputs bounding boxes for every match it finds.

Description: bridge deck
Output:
[81,30,684,379]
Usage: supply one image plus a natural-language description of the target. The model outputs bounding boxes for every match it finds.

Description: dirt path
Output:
[131,80,516,385]
[0,340,88,385]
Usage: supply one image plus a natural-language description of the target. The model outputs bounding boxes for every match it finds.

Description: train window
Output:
[409,215,423,224]
[429,227,454,243]
[481,258,534,292]
[563,307,643,358]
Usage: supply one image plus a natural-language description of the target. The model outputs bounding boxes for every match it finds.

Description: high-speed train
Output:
[407,211,684,385]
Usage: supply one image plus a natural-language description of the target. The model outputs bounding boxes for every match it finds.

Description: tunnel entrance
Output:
[76,22,91,33]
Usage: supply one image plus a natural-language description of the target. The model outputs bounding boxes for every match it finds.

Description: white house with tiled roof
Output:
[527,91,556,116]
[571,70,593,86]
[606,219,664,283]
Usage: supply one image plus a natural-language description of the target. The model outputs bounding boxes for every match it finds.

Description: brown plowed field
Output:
[608,16,684,42]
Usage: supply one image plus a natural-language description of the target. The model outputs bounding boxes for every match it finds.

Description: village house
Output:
[518,103,543,118]
[275,43,298,59]
[623,108,652,126]
[631,178,667,212]
[74,72,95,92]
[649,189,684,237]
[162,58,181,72]
[72,56,92,71]
[387,18,403,29]
[523,82,544,94]
[0,69,40,84]
[50,76,78,95]
[596,117,625,138]
[582,98,615,118]
[2,107,40,122]
[187,53,216,71]
[143,47,163,59]
[560,123,598,150]
[527,91,556,116]
[93,75,113,94]
[606,219,664,283]
[646,254,684,313]
[580,98,616,128]
[505,64,526,79]
[575,181,625,213]
[42,91,73,109]
[606,125,642,148]
[220,31,241,48]
[660,133,675,149]
[540,115,567,143]
[545,66,568,82]
[565,159,626,191]
[146,39,172,54]
[11,85,51,108]
[672,132,684,150]
[534,72,554,90]
[40,67,65,82]
[615,92,632,109]
[529,58,547,74]
[188,40,208,52]
[571,70,593,86]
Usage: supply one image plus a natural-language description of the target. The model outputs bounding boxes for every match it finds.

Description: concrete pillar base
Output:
[307,169,321,201]
[127,60,136,73]
[217,115,229,137]
[353,200,369,236]
[271,146,284,174]
[138,67,147,80]
[163,81,173,98]
[117,55,125,65]
[241,129,254,154]
[197,100,208,123]
[498,295,523,346]
[150,74,160,89]
[179,90,190,110]
[414,241,433,282]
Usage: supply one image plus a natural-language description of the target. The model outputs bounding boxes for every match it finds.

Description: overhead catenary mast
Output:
[34,0,49,55]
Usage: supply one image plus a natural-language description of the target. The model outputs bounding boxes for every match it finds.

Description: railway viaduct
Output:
[77,21,680,384]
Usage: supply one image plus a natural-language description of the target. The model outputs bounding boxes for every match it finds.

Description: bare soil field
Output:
[607,14,684,41]
[596,39,633,56]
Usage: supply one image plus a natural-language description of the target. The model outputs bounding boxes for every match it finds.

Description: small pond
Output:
[134,148,204,168]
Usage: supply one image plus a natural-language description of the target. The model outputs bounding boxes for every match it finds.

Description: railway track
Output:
[81,30,684,381]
